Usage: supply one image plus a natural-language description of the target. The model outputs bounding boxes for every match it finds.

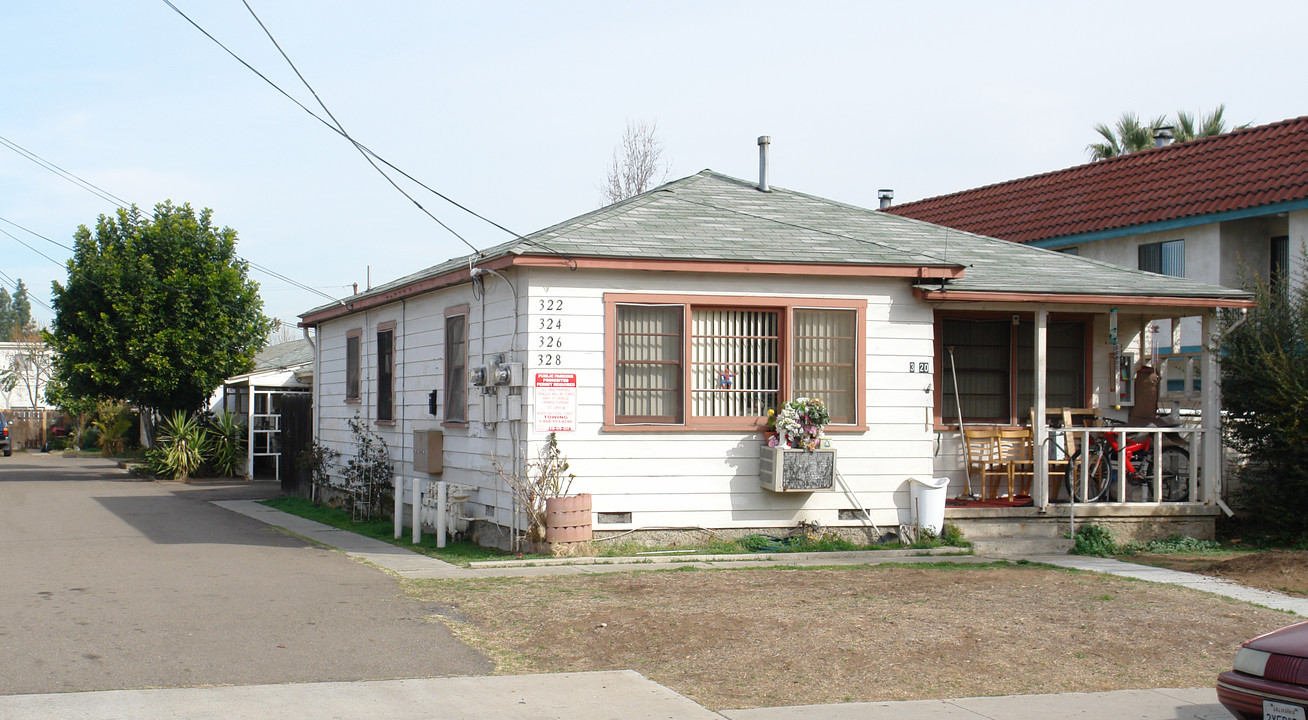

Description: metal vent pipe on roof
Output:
[1154,126,1175,148]
[878,189,894,210]
[757,135,771,192]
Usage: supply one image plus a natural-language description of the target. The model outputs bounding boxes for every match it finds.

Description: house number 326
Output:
[908,362,929,373]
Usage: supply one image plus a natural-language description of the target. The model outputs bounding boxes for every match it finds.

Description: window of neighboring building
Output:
[443,308,468,425]
[1271,235,1290,291]
[376,325,394,422]
[1139,239,1184,277]
[345,329,361,402]
[607,295,863,429]
[938,315,1088,426]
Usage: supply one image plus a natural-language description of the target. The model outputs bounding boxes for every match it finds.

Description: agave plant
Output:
[206,411,246,478]
[156,411,210,481]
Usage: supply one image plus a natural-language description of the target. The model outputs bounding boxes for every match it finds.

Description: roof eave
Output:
[301,254,964,326]
[914,287,1255,309]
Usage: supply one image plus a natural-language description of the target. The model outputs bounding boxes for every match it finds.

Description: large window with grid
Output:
[608,296,863,429]
[938,315,1087,426]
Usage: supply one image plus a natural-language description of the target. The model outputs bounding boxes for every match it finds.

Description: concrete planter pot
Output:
[544,493,593,543]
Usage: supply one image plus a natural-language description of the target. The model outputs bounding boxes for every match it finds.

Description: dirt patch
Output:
[1130,550,1308,597]
[414,562,1293,710]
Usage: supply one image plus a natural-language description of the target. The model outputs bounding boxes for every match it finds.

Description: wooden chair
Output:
[992,428,1035,498]
[961,427,1000,499]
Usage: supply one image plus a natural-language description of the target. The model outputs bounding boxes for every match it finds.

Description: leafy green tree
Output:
[1220,255,1308,544]
[48,201,274,417]
[0,280,34,341]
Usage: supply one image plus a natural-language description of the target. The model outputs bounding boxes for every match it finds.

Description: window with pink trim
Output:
[610,298,861,428]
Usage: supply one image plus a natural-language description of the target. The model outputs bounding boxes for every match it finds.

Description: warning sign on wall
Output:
[533,372,577,432]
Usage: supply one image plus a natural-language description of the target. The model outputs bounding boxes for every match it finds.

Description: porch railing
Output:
[1052,425,1206,505]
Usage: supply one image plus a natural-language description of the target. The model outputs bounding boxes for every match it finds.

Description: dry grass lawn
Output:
[411,561,1294,710]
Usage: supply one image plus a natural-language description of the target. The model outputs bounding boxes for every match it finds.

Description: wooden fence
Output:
[5,408,51,449]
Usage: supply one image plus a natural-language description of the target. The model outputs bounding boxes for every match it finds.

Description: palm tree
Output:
[1087,112,1168,160]
[1174,104,1249,142]
[1087,105,1250,160]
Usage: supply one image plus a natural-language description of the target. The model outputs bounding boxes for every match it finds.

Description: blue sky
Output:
[3,1,1305,329]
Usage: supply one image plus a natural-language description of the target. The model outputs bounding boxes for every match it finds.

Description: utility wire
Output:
[159,0,578,265]
[236,0,480,255]
[0,134,140,213]
[0,215,73,253]
[0,268,53,313]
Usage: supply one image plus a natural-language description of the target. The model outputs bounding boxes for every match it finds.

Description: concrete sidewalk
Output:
[0,677,1235,720]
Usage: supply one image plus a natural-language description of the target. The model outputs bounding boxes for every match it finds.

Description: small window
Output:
[444,312,467,424]
[1271,235,1290,291]
[345,331,361,402]
[377,328,394,422]
[1139,240,1184,277]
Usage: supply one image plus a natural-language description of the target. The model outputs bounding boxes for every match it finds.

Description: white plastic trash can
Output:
[909,477,951,534]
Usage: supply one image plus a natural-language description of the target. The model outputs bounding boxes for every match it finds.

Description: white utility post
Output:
[436,481,448,549]
[1034,309,1049,509]
[393,475,404,539]
[1201,312,1221,503]
[412,478,422,544]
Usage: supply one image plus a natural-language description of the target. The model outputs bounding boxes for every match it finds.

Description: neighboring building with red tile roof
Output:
[885,115,1308,351]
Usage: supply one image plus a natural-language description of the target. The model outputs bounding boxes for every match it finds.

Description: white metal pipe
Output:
[436,480,448,549]
[394,475,404,539]
[412,478,422,544]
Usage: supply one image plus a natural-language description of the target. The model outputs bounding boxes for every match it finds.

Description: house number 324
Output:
[908,362,929,373]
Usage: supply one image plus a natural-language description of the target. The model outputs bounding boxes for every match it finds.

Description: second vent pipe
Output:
[757,135,771,192]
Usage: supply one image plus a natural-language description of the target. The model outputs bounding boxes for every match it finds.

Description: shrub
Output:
[1221,252,1308,545]
[206,411,245,477]
[154,411,210,481]
[1071,524,1117,556]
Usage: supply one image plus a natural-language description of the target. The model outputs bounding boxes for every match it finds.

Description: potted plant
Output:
[760,397,837,492]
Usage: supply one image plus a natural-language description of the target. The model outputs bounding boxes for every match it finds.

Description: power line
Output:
[158,0,547,253]
[0,134,140,213]
[235,0,481,256]
[0,215,74,253]
[0,269,53,313]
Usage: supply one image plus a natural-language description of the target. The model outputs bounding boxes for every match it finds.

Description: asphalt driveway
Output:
[0,453,490,695]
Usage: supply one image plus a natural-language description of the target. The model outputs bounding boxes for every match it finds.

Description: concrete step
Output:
[971,536,1073,557]
[948,516,1072,540]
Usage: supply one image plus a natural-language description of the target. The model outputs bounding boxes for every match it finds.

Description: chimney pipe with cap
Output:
[757,135,771,192]
[877,189,894,210]
[1154,126,1175,148]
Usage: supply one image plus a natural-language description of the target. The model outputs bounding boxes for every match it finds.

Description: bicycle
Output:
[1065,419,1193,503]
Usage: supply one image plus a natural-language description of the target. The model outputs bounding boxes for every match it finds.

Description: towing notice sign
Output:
[533,372,577,432]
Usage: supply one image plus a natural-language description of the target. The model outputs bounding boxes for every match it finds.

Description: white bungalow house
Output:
[299,166,1252,551]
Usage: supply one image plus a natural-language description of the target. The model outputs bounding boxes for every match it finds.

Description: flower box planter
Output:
[759,446,837,492]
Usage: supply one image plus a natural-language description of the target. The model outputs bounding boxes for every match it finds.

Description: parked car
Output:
[0,412,11,456]
[1218,620,1308,720]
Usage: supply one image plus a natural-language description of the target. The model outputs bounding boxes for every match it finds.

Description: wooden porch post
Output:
[1201,312,1221,504]
[1034,308,1049,509]
[246,378,255,480]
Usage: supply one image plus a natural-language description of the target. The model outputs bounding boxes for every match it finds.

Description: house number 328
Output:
[908,362,929,373]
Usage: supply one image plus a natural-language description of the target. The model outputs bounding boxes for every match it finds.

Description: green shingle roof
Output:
[303,170,1250,318]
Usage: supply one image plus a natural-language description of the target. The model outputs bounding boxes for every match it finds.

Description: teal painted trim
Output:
[1030,198,1308,250]
[1179,344,1202,354]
